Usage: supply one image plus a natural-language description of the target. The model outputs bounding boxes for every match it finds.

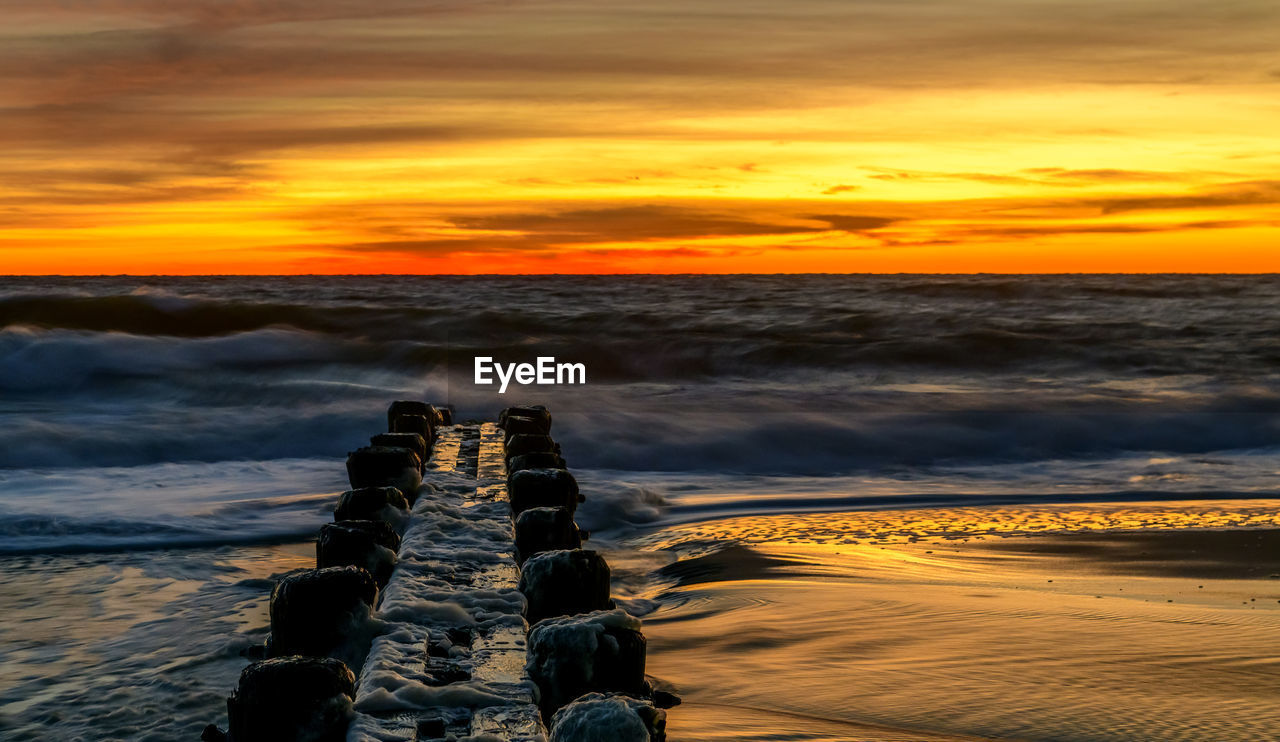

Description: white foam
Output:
[526,610,642,711]
[355,677,515,713]
[348,425,542,742]
[549,694,657,742]
[532,609,641,634]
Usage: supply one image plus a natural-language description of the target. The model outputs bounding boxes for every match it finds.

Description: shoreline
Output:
[4,491,1278,739]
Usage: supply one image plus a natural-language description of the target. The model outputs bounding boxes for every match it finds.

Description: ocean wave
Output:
[4,320,1274,389]
[0,292,344,336]
[0,490,336,554]
[0,512,321,555]
[0,325,368,391]
[0,458,343,552]
[0,276,1276,474]
[3,277,1280,383]
[1,374,1277,470]
[545,404,1280,474]
[886,274,1280,300]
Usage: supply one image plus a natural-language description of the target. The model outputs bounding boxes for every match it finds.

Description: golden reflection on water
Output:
[642,499,1280,552]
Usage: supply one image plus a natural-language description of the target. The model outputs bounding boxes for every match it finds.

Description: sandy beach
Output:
[636,503,1280,741]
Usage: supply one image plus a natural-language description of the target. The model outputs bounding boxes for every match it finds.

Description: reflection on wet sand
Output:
[635,502,1280,741]
[642,499,1280,550]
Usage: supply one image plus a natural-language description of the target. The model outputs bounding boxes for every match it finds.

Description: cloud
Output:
[291,182,1277,263]
[859,168,1203,188]
[326,237,538,257]
[297,205,827,260]
[865,169,1047,186]
[809,215,898,232]
[956,219,1266,238]
[447,206,833,242]
[302,205,901,259]
[4,0,1280,272]
[1023,168,1188,183]
[578,245,731,259]
[1084,180,1280,215]
[5,1,1277,164]
[6,0,1279,113]
[2,0,498,31]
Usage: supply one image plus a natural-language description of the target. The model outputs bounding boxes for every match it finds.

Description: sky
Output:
[2,0,1278,274]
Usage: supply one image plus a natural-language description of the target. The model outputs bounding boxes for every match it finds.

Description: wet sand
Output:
[636,507,1280,741]
[0,544,313,741]
[975,528,1280,580]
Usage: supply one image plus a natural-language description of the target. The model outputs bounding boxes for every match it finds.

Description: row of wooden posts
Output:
[202,402,672,742]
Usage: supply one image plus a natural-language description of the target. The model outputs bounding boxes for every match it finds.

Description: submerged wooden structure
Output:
[203,403,669,742]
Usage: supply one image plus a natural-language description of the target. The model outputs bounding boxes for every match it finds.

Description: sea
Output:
[0,275,1277,741]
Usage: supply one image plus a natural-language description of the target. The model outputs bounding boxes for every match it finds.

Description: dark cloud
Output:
[1023,168,1187,183]
[293,186,1274,262]
[0,100,523,179]
[0,184,248,208]
[321,236,733,262]
[448,206,832,242]
[0,154,259,207]
[957,219,1265,239]
[5,0,1278,111]
[304,205,901,258]
[809,215,898,232]
[329,238,541,257]
[865,170,1033,185]
[1083,180,1280,215]
[578,245,731,259]
[3,0,498,31]
[860,168,1201,188]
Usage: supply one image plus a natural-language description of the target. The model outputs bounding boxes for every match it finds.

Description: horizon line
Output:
[3,272,1280,278]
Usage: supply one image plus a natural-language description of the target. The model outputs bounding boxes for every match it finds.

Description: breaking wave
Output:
[3,276,1279,383]
[0,275,1277,474]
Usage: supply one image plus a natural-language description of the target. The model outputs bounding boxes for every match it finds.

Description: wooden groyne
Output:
[203,402,672,742]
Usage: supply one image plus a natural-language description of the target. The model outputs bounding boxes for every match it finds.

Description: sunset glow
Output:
[3,1,1279,273]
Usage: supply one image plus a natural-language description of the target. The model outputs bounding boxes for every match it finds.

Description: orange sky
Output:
[2,0,1279,274]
